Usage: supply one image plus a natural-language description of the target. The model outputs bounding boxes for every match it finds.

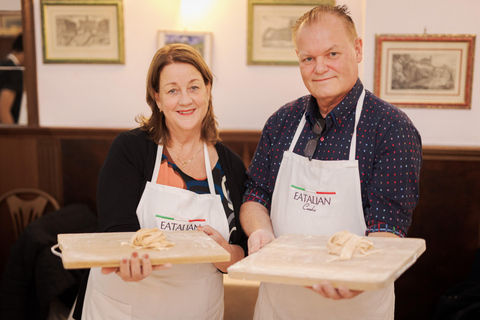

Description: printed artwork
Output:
[259,14,296,49]
[247,0,335,65]
[374,34,475,109]
[163,34,206,57]
[55,14,111,47]
[390,52,457,91]
[41,1,124,64]
[157,31,212,67]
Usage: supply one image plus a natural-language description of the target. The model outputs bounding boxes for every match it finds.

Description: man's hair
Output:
[12,34,23,52]
[292,5,358,46]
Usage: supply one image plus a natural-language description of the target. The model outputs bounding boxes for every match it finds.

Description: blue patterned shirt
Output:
[243,79,422,237]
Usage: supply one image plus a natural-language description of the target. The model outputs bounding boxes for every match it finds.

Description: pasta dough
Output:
[122,228,174,250]
[326,230,375,261]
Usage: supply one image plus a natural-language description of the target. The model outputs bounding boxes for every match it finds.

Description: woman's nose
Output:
[179,91,193,105]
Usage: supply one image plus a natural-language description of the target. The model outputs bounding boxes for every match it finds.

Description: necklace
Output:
[169,146,203,169]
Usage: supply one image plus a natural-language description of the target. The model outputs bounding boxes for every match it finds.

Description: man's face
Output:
[295,15,362,112]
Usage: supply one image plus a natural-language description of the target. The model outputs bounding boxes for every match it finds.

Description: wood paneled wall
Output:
[1,126,479,320]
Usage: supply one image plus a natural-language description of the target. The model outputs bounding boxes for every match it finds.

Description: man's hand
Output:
[239,202,276,255]
[307,232,398,299]
[309,281,363,300]
[248,228,275,255]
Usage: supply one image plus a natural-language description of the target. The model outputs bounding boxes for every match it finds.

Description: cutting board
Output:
[55,230,230,269]
[228,233,425,291]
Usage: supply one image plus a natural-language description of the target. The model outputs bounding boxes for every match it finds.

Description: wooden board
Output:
[227,233,426,291]
[56,231,230,269]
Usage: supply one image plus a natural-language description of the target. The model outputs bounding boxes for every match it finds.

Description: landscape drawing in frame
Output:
[41,0,125,64]
[374,34,476,109]
[247,0,335,65]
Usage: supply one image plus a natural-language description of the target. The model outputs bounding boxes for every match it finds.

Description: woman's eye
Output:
[167,89,177,94]
[190,86,200,91]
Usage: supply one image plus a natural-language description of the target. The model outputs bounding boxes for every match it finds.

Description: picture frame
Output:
[0,11,22,36]
[40,0,125,64]
[374,34,476,109]
[247,0,335,65]
[157,30,213,68]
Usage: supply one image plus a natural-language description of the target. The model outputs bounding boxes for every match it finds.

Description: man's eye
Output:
[330,52,338,57]
[304,57,313,63]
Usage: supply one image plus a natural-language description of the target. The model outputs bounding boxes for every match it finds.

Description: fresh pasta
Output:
[121,228,174,250]
[326,230,375,261]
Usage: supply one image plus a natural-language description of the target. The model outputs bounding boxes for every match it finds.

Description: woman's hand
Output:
[197,225,228,248]
[307,281,363,300]
[101,251,172,282]
[197,225,245,272]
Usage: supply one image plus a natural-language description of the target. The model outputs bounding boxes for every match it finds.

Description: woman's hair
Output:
[292,4,358,46]
[138,43,220,146]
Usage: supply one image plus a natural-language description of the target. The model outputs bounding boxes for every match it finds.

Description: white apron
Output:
[254,90,395,320]
[82,143,229,320]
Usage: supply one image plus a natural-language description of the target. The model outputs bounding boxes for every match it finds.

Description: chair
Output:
[0,188,60,239]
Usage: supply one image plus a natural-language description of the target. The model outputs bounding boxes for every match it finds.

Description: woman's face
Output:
[155,62,211,137]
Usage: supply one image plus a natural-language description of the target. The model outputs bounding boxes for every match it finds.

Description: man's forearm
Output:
[368,232,399,238]
[239,201,273,237]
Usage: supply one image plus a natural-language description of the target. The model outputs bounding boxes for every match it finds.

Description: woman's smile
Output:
[178,108,195,115]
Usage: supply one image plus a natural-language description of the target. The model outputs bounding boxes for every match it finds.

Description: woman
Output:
[74,44,247,319]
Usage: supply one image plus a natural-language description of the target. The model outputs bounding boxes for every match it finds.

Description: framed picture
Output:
[157,31,213,68]
[247,0,335,65]
[0,11,22,36]
[374,34,476,109]
[40,0,125,64]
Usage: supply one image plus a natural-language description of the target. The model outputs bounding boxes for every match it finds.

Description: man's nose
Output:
[314,58,328,74]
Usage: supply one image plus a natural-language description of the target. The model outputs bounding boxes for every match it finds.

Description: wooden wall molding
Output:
[1,126,480,320]
[423,145,480,161]
[2,126,479,159]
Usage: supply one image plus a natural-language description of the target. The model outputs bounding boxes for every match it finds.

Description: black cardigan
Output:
[74,128,248,319]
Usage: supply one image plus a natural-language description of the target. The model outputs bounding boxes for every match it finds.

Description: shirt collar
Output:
[305,79,364,129]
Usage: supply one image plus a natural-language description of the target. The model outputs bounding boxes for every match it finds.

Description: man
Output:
[0,34,24,124]
[240,5,422,320]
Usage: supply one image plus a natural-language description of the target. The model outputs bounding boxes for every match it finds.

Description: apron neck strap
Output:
[203,143,215,195]
[153,143,215,195]
[289,116,306,152]
[348,89,366,160]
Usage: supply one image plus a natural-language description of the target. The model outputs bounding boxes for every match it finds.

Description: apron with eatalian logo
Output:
[82,143,229,320]
[254,90,395,320]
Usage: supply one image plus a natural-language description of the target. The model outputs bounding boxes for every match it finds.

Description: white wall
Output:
[1,0,21,10]
[33,0,180,129]
[32,0,479,146]
[32,0,362,130]
[363,0,480,146]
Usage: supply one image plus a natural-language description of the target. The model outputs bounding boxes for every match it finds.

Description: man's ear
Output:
[354,37,363,64]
